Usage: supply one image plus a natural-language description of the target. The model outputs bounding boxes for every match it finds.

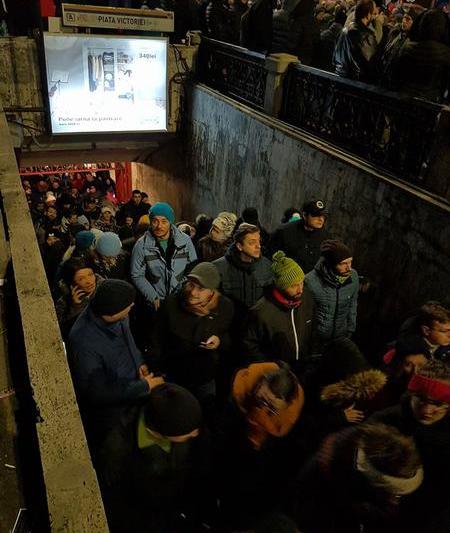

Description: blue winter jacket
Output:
[305,257,359,344]
[69,308,149,408]
[130,226,197,306]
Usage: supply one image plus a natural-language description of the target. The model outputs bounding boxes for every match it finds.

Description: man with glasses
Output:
[399,301,450,362]
[370,360,450,531]
[216,362,305,530]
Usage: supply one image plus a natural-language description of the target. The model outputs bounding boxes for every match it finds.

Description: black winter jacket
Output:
[270,219,332,274]
[242,286,315,363]
[97,403,211,533]
[150,291,234,386]
[271,0,317,64]
[314,22,344,71]
[213,245,273,315]
[391,39,450,102]
[333,21,378,81]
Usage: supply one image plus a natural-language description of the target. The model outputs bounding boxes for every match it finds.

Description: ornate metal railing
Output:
[197,37,268,111]
[280,63,445,183]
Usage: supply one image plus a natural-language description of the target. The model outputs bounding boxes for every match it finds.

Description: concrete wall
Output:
[0,105,109,532]
[131,137,192,219]
[186,84,450,351]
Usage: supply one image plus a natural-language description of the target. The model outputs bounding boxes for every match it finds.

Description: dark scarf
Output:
[225,244,256,273]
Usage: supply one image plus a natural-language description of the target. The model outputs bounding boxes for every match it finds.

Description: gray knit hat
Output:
[187,262,221,289]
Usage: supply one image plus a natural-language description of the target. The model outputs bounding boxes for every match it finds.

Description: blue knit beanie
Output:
[96,232,122,257]
[149,202,175,224]
[75,230,95,251]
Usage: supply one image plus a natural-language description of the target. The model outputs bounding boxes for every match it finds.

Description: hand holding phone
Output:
[71,285,88,305]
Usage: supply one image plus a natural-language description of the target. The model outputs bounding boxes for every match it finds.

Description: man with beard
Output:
[213,223,273,321]
[131,202,197,311]
[149,262,234,417]
[305,240,359,352]
[243,251,314,368]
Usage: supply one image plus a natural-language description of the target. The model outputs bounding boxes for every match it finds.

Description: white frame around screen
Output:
[43,32,169,135]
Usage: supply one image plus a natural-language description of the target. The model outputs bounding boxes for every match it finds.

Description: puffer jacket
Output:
[333,21,378,81]
[272,0,317,64]
[213,244,273,313]
[130,226,197,306]
[305,257,359,346]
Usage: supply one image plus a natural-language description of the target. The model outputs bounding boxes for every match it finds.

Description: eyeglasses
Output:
[254,395,279,416]
[412,394,449,409]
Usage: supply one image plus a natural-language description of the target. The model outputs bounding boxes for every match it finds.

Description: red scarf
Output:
[272,288,302,309]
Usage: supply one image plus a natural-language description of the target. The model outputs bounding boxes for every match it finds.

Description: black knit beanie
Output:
[90,279,136,317]
[143,383,202,437]
[320,239,353,266]
[319,338,369,385]
[395,335,429,360]
[242,207,259,226]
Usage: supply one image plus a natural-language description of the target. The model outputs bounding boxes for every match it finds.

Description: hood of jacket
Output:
[314,256,353,288]
[321,369,388,408]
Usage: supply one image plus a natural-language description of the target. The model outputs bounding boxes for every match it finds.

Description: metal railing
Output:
[280,63,445,184]
[196,38,450,196]
[197,37,268,111]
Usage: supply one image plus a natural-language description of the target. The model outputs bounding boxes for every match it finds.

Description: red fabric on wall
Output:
[40,0,56,17]
[115,162,132,203]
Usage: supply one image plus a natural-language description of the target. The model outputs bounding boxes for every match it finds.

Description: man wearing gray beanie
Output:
[69,279,164,444]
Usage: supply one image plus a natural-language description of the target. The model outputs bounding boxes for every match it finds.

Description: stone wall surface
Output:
[185,85,450,351]
[132,137,192,218]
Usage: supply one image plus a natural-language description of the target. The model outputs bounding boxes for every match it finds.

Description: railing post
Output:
[263,53,299,117]
[423,106,450,202]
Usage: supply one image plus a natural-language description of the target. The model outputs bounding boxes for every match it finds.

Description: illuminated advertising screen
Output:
[43,33,168,134]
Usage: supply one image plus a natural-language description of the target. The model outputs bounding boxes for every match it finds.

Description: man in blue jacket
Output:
[69,279,164,444]
[130,202,197,311]
[305,239,359,353]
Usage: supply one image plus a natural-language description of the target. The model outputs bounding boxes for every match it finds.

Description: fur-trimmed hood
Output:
[321,369,388,407]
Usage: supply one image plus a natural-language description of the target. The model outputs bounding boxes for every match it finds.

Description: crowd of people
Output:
[21,167,450,532]
[3,0,449,102]
[202,0,450,102]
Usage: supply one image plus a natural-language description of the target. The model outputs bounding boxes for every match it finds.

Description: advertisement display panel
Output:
[43,33,168,134]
